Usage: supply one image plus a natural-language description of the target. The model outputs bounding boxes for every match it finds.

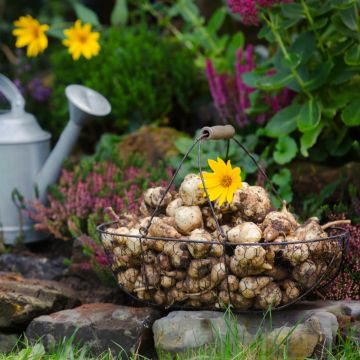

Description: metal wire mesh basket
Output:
[97,125,349,312]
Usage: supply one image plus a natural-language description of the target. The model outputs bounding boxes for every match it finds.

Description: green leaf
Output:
[273,136,298,165]
[256,72,294,91]
[341,99,360,126]
[111,0,128,27]
[280,3,305,19]
[207,7,226,34]
[297,99,321,132]
[345,44,360,66]
[226,32,244,64]
[340,6,357,31]
[303,61,334,91]
[289,32,316,65]
[73,3,100,25]
[264,103,301,138]
[300,122,324,157]
[272,168,291,187]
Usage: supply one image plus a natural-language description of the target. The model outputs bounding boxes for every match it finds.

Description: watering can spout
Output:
[36,85,111,202]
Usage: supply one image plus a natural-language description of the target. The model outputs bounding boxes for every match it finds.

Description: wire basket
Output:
[97,125,349,312]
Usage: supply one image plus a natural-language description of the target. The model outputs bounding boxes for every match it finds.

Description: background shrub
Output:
[49,25,206,141]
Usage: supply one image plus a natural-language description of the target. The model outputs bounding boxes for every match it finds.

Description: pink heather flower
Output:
[228,0,293,26]
[205,45,294,127]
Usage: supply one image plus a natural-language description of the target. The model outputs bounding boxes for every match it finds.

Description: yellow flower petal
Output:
[12,15,48,57]
[199,157,242,205]
[62,20,101,61]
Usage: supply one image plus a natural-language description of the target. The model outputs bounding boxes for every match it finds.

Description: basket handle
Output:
[200,125,235,140]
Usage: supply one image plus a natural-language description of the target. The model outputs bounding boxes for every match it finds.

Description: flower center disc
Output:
[221,175,232,187]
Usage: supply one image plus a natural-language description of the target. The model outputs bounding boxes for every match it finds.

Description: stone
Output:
[305,312,338,359]
[0,333,18,353]
[0,273,79,329]
[153,302,358,356]
[266,322,319,359]
[152,311,249,353]
[26,303,162,357]
[0,253,66,280]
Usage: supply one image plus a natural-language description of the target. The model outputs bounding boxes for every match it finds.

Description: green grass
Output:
[1,314,359,360]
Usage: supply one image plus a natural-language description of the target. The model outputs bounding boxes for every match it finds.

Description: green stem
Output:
[300,0,327,55]
[141,3,195,52]
[263,13,312,100]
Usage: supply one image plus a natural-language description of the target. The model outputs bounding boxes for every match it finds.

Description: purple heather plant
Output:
[228,0,293,26]
[322,224,360,301]
[206,45,294,127]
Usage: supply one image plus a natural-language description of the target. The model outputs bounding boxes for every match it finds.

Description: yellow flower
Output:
[12,15,49,57]
[63,20,100,60]
[199,157,242,205]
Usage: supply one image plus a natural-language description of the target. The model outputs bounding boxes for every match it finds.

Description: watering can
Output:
[0,74,111,244]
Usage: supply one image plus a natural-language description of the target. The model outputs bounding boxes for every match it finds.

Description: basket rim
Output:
[96,221,349,247]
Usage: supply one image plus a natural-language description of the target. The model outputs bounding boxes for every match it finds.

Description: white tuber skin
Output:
[101,230,115,251]
[148,217,182,239]
[154,290,167,305]
[117,268,139,292]
[166,198,183,217]
[163,242,191,269]
[280,279,300,304]
[210,262,227,286]
[219,275,239,292]
[187,229,212,258]
[294,217,328,255]
[202,206,224,231]
[255,282,282,309]
[188,259,212,279]
[262,204,298,242]
[161,275,176,288]
[144,264,160,286]
[227,222,262,244]
[234,245,272,270]
[229,256,265,277]
[108,227,129,246]
[282,237,309,266]
[218,291,253,310]
[162,270,187,280]
[139,200,152,217]
[199,291,217,304]
[231,185,271,222]
[125,229,144,256]
[292,259,318,288]
[144,186,172,208]
[175,206,203,235]
[156,254,172,271]
[179,173,207,206]
[239,276,272,298]
[112,246,140,268]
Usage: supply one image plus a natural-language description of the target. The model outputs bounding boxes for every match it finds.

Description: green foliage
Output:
[246,1,360,163]
[50,25,203,138]
[137,0,244,71]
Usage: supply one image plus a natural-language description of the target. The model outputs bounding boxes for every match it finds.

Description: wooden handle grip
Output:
[200,125,235,140]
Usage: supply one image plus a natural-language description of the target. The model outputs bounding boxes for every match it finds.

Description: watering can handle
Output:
[0,74,25,114]
[200,125,235,140]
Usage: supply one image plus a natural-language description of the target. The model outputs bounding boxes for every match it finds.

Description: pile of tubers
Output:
[101,174,344,311]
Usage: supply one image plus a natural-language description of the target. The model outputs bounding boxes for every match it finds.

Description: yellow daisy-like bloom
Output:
[63,20,100,60]
[12,15,49,57]
[200,157,243,205]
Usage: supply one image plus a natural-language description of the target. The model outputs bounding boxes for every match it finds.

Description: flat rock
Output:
[0,253,66,280]
[153,301,358,357]
[0,333,18,353]
[26,303,162,357]
[0,273,79,329]
[153,310,249,353]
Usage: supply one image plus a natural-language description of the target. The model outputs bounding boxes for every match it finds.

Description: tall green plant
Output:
[232,0,360,164]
